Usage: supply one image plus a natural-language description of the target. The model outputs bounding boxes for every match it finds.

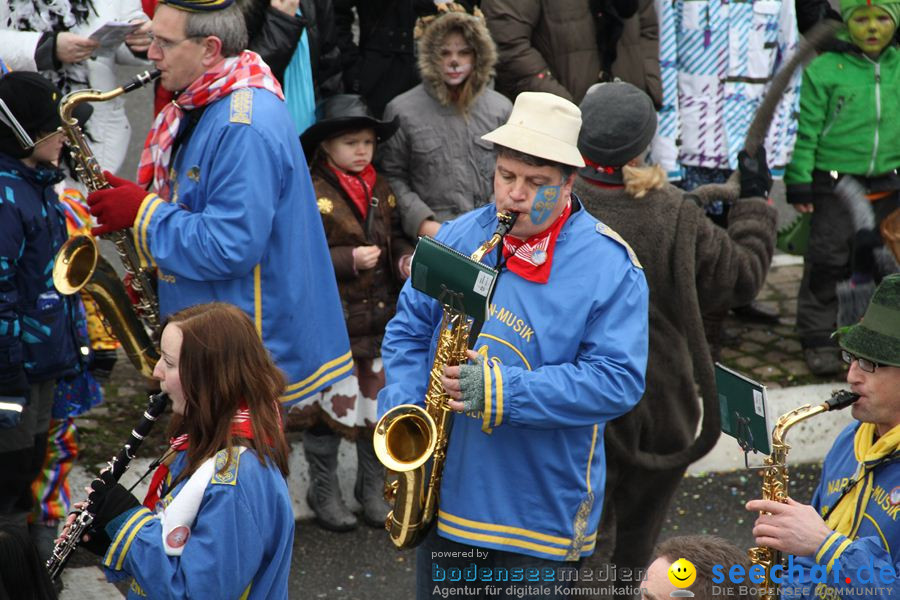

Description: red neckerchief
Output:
[327,163,376,219]
[501,201,572,284]
[137,51,284,198]
[143,402,261,509]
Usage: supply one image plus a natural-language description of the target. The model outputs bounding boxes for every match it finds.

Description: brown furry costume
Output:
[575,177,776,581]
[376,11,512,239]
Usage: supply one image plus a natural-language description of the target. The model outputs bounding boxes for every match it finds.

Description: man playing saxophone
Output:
[747,273,900,599]
[379,92,650,599]
[84,0,353,408]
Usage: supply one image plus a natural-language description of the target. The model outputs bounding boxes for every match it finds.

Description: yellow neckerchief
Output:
[825,423,900,536]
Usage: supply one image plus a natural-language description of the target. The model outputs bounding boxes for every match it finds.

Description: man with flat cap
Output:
[85,0,353,407]
[379,91,650,599]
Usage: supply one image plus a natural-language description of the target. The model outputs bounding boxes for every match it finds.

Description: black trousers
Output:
[797,189,899,347]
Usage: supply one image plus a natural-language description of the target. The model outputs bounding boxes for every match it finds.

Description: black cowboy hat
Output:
[299,94,399,161]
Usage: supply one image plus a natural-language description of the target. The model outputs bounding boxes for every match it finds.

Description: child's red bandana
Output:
[327,163,377,219]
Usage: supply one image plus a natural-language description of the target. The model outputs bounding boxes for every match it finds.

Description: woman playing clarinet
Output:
[59,302,293,599]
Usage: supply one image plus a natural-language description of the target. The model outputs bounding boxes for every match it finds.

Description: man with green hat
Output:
[746,273,900,598]
[786,0,900,376]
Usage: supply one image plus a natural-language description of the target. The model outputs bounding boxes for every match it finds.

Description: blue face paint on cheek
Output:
[530,185,561,226]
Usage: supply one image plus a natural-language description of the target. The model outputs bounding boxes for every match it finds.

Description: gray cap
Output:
[577,82,657,181]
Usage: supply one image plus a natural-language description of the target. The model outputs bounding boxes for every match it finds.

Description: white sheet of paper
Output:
[89,21,141,49]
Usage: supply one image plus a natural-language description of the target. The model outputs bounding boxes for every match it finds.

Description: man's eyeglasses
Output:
[147,32,202,52]
[841,350,881,373]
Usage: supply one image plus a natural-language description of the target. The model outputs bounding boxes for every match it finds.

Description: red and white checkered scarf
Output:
[137,50,284,198]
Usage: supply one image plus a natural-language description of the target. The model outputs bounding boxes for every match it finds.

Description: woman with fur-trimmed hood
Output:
[377,10,512,240]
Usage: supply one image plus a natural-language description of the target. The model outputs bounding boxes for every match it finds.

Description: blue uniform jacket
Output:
[103,447,294,599]
[783,423,900,599]
[0,154,82,385]
[132,87,352,405]
[378,201,649,561]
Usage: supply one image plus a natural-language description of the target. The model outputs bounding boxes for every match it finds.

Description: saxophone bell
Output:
[373,210,519,549]
[52,234,99,295]
[52,70,162,377]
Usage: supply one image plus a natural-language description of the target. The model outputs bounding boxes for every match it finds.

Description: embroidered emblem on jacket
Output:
[211,448,240,485]
[230,89,253,124]
[187,166,201,182]
[318,197,334,214]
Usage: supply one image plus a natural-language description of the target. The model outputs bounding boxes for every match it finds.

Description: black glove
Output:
[88,349,118,382]
[80,470,141,556]
[738,147,773,199]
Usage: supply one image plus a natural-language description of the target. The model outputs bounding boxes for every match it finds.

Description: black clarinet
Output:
[47,392,169,580]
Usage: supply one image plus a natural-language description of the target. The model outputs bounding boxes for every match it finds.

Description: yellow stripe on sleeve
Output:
[586,424,598,494]
[815,532,842,564]
[253,265,262,337]
[135,194,162,268]
[827,538,853,573]
[492,359,503,428]
[115,514,155,570]
[481,355,493,434]
[104,508,152,568]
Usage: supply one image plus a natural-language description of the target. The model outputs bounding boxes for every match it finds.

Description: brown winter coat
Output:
[312,161,414,359]
[575,178,776,469]
[482,0,662,106]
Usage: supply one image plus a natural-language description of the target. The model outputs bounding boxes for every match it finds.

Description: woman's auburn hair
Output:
[164,302,289,481]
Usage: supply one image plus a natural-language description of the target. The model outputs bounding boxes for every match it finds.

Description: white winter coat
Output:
[1,0,148,175]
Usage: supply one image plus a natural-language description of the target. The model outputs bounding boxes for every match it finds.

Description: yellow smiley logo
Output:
[667,558,696,588]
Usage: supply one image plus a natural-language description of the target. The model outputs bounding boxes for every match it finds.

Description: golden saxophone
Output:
[52,70,161,377]
[373,211,519,549]
[748,390,859,599]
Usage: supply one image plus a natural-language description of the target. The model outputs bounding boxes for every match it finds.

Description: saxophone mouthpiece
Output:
[122,70,162,93]
[825,390,859,411]
[496,212,519,237]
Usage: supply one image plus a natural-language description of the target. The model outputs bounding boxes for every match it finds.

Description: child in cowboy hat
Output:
[296,94,413,532]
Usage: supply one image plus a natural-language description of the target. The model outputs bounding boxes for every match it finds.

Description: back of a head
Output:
[654,535,753,600]
[0,526,57,600]
[577,81,658,170]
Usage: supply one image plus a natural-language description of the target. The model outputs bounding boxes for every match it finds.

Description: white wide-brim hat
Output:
[481,92,585,168]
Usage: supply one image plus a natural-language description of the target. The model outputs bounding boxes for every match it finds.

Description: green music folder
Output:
[716,363,773,455]
[410,236,498,321]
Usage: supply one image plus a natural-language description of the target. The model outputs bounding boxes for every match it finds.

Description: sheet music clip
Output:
[734,412,759,469]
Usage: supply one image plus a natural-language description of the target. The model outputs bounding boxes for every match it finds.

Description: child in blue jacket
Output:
[0,72,86,547]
